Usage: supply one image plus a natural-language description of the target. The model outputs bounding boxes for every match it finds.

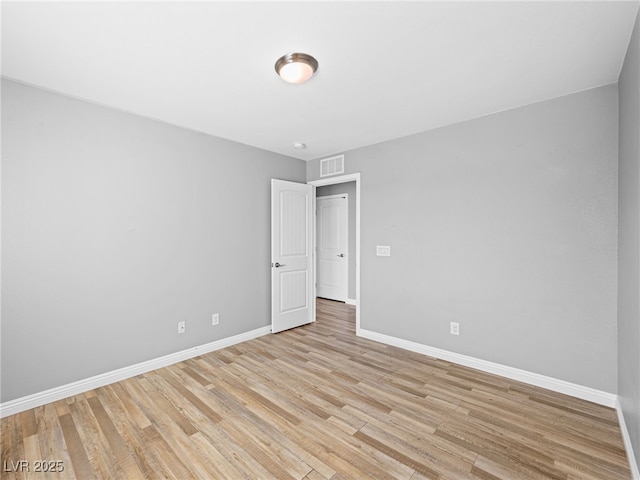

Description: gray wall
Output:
[1,79,305,402]
[308,85,619,393]
[619,9,640,470]
[316,182,356,300]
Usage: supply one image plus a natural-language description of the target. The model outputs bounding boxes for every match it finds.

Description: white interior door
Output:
[317,195,348,302]
[271,179,314,333]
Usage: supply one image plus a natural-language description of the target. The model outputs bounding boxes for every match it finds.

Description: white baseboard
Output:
[616,398,640,479]
[0,326,271,418]
[357,328,617,408]
[346,298,357,305]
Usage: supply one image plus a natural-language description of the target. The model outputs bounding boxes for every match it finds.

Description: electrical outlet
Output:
[450,322,459,336]
[178,321,186,334]
[212,313,219,326]
[376,245,391,256]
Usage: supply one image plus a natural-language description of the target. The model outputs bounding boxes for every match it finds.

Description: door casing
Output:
[308,173,361,334]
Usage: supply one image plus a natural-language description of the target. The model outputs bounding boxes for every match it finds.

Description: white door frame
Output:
[308,173,361,334]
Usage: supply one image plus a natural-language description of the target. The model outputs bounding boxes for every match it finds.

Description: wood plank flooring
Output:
[1,298,632,479]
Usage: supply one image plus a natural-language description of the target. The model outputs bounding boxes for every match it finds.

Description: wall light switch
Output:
[376,245,391,256]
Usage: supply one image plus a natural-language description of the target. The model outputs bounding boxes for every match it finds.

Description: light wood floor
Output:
[1,299,632,479]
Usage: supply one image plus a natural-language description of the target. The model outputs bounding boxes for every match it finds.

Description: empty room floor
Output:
[0,298,632,479]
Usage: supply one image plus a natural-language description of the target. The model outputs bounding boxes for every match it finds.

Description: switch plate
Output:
[212,313,219,326]
[178,321,186,334]
[376,245,391,256]
[450,322,459,336]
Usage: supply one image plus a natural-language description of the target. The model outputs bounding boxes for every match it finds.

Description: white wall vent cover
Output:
[320,155,345,177]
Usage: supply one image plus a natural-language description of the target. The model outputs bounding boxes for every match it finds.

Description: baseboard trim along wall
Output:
[616,397,640,479]
[357,328,618,408]
[0,326,272,418]
[2,322,636,474]
[346,298,357,306]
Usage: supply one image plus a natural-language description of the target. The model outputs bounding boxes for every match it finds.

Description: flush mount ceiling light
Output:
[292,142,307,150]
[275,53,318,84]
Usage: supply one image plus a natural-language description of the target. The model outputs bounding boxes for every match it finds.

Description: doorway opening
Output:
[308,173,361,334]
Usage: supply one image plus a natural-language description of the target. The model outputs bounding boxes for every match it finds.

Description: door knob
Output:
[337,254,345,257]
[274,262,285,268]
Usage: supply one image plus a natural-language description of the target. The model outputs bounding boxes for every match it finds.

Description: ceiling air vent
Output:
[320,155,345,177]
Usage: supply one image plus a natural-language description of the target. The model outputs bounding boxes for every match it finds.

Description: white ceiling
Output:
[2,1,639,161]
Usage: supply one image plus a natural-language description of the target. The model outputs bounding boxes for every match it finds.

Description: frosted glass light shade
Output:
[279,62,314,84]
[275,53,318,84]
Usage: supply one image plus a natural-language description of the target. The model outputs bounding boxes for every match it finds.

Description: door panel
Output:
[271,179,314,333]
[280,191,308,256]
[280,270,308,312]
[317,195,347,301]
